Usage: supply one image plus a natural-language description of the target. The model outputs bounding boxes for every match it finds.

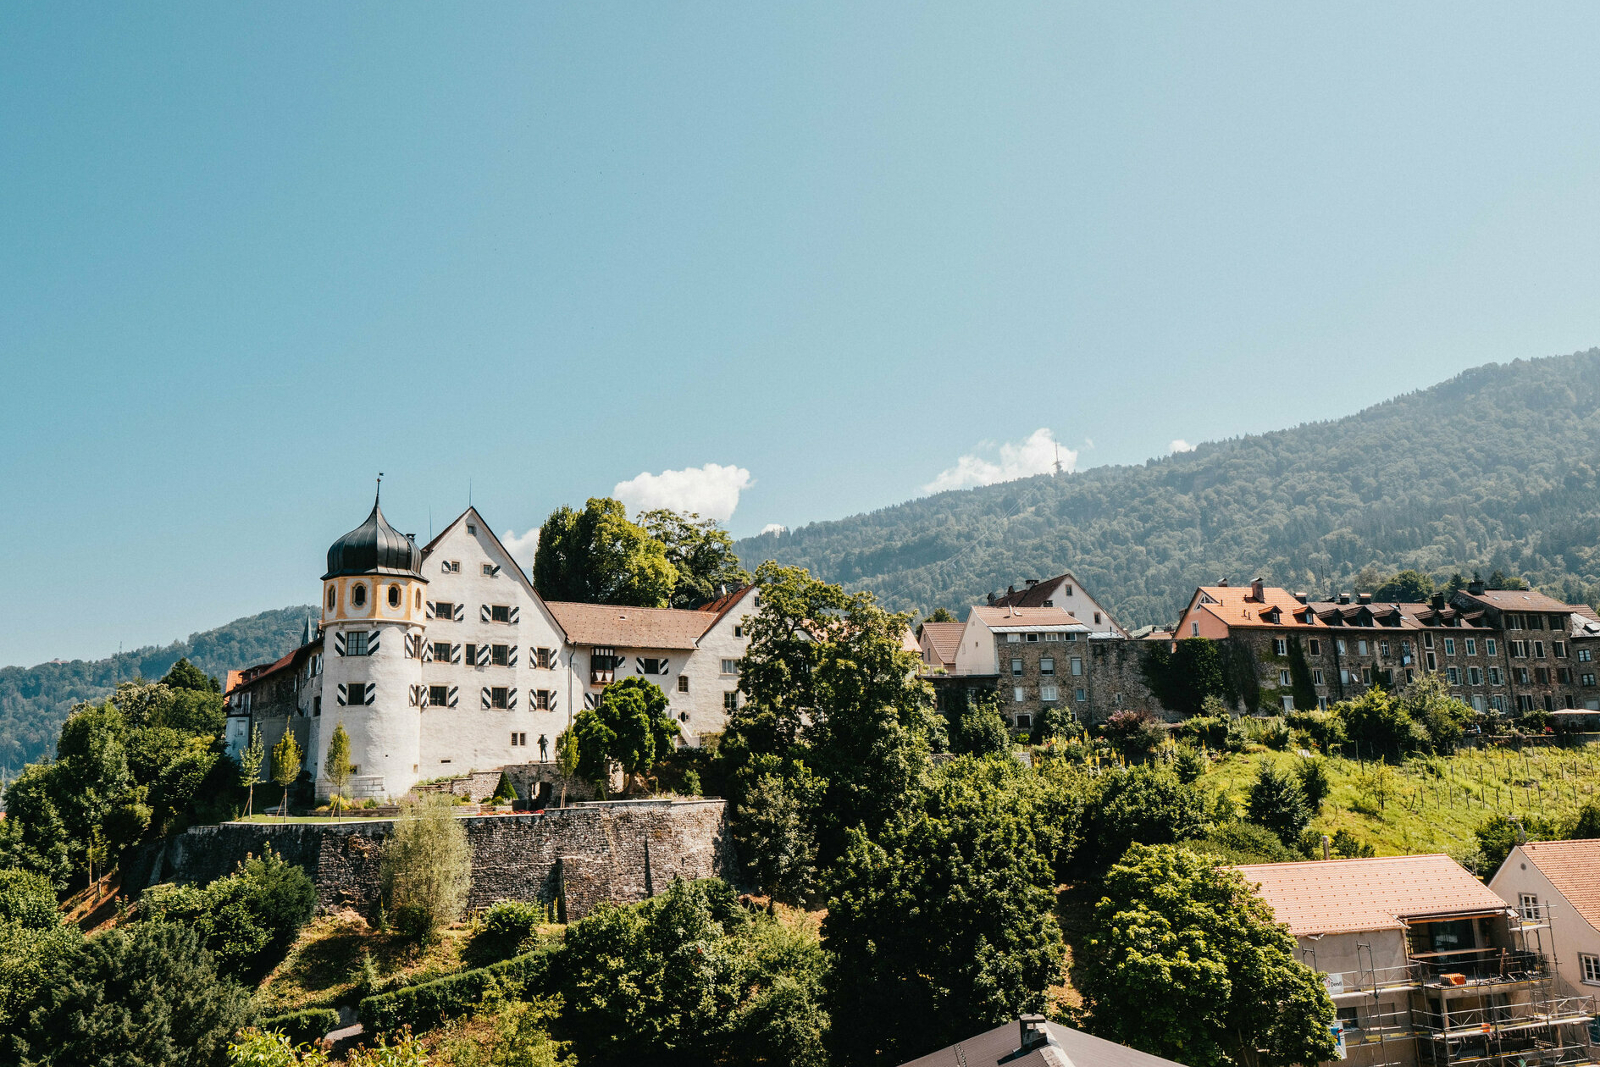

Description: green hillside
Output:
[739,349,1600,625]
[0,605,314,773]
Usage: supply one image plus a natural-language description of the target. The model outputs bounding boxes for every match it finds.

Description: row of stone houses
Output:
[917,571,1600,730]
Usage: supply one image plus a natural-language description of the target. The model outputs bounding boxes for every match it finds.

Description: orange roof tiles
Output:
[1191,584,1315,629]
[545,601,717,650]
[1515,839,1600,932]
[918,622,966,665]
[969,606,1092,630]
[1229,855,1511,936]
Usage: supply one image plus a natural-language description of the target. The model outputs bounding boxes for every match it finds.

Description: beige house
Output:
[1489,839,1600,995]
[1232,854,1594,1067]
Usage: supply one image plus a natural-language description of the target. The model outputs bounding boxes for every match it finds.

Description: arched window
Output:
[415,589,422,609]
[352,584,367,608]
[326,588,336,610]
[388,585,401,608]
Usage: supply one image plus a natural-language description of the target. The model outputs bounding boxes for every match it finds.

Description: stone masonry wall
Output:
[1085,640,1171,724]
[130,798,732,921]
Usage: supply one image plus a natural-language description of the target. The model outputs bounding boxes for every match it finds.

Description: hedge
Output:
[255,1007,341,1044]
[359,945,556,1033]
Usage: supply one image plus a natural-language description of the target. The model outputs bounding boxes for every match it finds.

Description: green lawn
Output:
[1199,743,1600,862]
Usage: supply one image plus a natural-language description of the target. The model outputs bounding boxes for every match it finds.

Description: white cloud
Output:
[1170,439,1197,453]
[925,428,1077,494]
[501,526,539,569]
[761,523,787,536]
[613,462,754,523]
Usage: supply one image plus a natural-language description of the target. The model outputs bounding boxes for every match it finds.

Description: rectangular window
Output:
[1279,669,1292,686]
[1536,667,1550,684]
[1520,893,1540,920]
[532,690,554,710]
[1545,694,1555,711]
[1443,638,1455,656]
[1274,638,1288,656]
[491,644,509,666]
[1341,669,1352,685]
[1518,667,1531,685]
[1336,639,1347,654]
[1554,641,1567,658]
[1379,640,1390,657]
[724,691,739,712]
[1317,696,1329,709]
[510,732,521,746]
[1313,669,1324,685]
[1281,695,1294,711]
[1075,687,1087,702]
[1362,667,1372,685]
[1358,639,1369,656]
[1015,714,1032,729]
[1063,586,1073,596]
[1424,633,1434,649]
[1585,673,1597,687]
[677,675,690,693]
[1534,640,1545,658]
[1007,633,1021,643]
[1191,622,1199,637]
[482,563,496,576]
[1470,667,1482,685]
[1580,954,1600,985]
[1094,612,1102,624]
[465,643,478,666]
[1309,639,1321,655]
[442,560,460,574]
[1013,687,1025,703]
[432,641,451,661]
[1491,695,1505,712]
[1487,638,1498,656]
[1011,658,1024,677]
[1532,614,1547,630]
[1466,638,1477,655]
[1040,685,1059,702]
[1447,667,1459,684]
[1508,614,1522,629]
[434,601,454,620]
[1471,695,1484,712]
[641,658,666,675]
[1071,657,1083,676]
[1026,632,1039,643]
[428,685,449,707]
[1489,666,1503,685]
[1044,632,1059,642]
[721,659,739,676]
[491,604,510,623]
[1040,657,1055,676]
[491,687,509,709]
[1582,649,1594,663]
[537,647,555,669]
[1426,652,1437,671]
[733,625,743,638]
[347,631,369,656]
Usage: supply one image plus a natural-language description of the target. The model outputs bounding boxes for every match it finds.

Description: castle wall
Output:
[132,798,732,921]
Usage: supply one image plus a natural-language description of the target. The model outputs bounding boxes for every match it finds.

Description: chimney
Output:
[1468,579,1486,595]
[1217,578,1230,587]
[1293,592,1308,604]
[1250,578,1265,603]
[1019,1015,1049,1053]
[1338,593,1351,605]
[987,592,996,605]
[1358,593,1372,605]
[1008,585,1016,595]
[1025,579,1039,587]
[1431,593,1446,609]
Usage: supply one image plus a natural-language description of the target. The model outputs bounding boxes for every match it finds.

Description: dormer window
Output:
[352,584,367,608]
[1043,600,1054,607]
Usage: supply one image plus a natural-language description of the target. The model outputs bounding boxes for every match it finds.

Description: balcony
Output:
[590,669,614,687]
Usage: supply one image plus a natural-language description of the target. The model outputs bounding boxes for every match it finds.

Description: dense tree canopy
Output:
[569,677,681,796]
[532,498,678,607]
[639,509,752,609]
[1078,844,1337,1067]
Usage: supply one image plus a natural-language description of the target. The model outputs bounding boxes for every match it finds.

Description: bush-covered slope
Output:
[739,349,1600,626]
[0,605,313,772]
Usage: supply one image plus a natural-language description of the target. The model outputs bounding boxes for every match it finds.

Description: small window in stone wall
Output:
[678,675,690,693]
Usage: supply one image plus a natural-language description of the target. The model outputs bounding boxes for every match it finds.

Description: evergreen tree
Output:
[1245,762,1311,847]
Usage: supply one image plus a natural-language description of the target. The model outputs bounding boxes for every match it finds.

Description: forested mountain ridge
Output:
[0,605,313,772]
[738,349,1600,628]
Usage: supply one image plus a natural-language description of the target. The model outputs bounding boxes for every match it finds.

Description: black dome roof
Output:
[324,495,424,580]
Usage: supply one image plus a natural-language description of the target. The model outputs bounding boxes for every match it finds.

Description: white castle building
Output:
[224,494,757,801]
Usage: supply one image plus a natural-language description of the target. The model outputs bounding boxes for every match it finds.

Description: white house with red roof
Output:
[1489,839,1600,995]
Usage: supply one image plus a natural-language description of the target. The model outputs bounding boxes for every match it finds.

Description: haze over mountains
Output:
[9,349,1600,770]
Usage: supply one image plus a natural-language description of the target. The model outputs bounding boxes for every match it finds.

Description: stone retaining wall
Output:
[130,798,732,921]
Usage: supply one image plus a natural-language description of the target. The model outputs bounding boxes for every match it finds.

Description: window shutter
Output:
[447,686,459,708]
[409,684,424,707]
[422,642,434,663]
[451,643,463,664]
[481,604,491,623]
[425,601,436,620]
[364,684,376,706]
[636,657,645,674]
[481,687,491,710]
[508,688,518,710]
[508,646,519,667]
[367,630,381,655]
[508,605,519,624]
[584,692,599,709]
[336,683,348,706]
[476,644,491,667]
[333,632,348,656]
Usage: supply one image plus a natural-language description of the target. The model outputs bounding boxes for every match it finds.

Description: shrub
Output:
[1330,829,1375,859]
[1285,709,1346,750]
[948,689,1010,757]
[380,794,471,944]
[1245,763,1311,846]
[359,945,556,1033]
[0,868,62,931]
[1103,710,1164,763]
[139,848,315,982]
[1183,822,1299,865]
[1179,715,1244,753]
[1030,704,1079,745]
[488,773,517,806]
[255,1006,341,1044]
[1171,745,1208,784]
[1294,758,1332,811]
[1082,766,1210,871]
[1336,689,1427,760]
[471,900,545,963]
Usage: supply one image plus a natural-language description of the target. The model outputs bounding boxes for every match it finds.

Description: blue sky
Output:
[6,4,1600,667]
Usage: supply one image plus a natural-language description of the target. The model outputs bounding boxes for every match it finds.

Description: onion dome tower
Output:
[316,480,428,801]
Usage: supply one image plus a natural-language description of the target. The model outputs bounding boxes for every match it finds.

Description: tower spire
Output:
[375,472,384,508]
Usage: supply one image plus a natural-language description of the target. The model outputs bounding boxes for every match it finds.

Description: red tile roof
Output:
[1456,589,1582,615]
[990,574,1073,608]
[545,601,717,650]
[1230,855,1511,936]
[1514,839,1600,932]
[969,606,1092,631]
[917,622,966,665]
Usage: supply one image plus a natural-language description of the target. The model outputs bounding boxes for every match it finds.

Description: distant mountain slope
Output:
[0,605,314,773]
[739,349,1600,627]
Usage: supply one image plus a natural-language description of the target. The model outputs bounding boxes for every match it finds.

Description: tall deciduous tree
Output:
[323,722,353,817]
[570,677,680,796]
[638,509,752,609]
[532,498,677,608]
[1078,843,1337,1067]
[823,760,1065,1066]
[380,794,471,943]
[1374,569,1435,602]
